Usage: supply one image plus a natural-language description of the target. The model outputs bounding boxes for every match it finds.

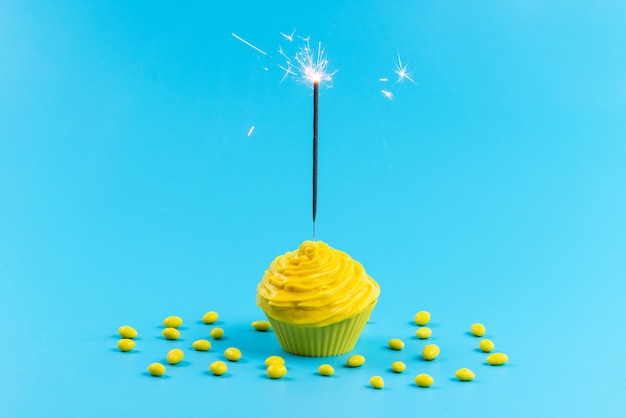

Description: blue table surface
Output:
[2,1,626,417]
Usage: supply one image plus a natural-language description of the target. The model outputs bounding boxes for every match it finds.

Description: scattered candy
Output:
[209,361,228,376]
[147,363,165,377]
[470,323,486,337]
[163,316,183,328]
[210,327,224,339]
[422,344,440,361]
[267,363,287,379]
[455,368,475,381]
[265,356,285,367]
[162,328,180,340]
[370,376,384,389]
[391,361,406,373]
[479,339,495,353]
[415,327,432,339]
[118,326,137,339]
[251,320,271,331]
[486,352,509,366]
[318,364,334,376]
[388,338,405,350]
[117,339,135,352]
[166,348,184,365]
[192,339,211,351]
[414,311,431,326]
[347,355,366,368]
[224,347,242,362]
[414,373,434,387]
[202,311,219,324]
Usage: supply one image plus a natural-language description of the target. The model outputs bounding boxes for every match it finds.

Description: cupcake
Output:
[256,240,380,357]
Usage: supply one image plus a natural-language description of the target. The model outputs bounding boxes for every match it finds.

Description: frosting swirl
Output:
[256,240,380,327]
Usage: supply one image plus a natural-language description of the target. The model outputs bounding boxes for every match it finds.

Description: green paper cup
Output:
[265,303,376,357]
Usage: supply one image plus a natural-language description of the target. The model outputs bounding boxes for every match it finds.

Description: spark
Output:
[290,39,336,87]
[247,126,255,137]
[379,77,388,82]
[280,29,296,42]
[231,33,267,56]
[394,52,414,83]
[381,89,394,100]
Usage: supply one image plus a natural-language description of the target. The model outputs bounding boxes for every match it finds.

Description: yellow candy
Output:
[147,363,165,377]
[487,352,509,366]
[192,339,211,351]
[163,316,183,328]
[388,339,405,350]
[347,355,365,368]
[162,327,180,340]
[265,356,285,367]
[224,347,242,362]
[470,323,486,337]
[415,327,432,339]
[209,361,228,376]
[318,364,334,376]
[479,339,495,353]
[455,368,475,381]
[414,373,434,387]
[414,311,431,326]
[422,344,440,361]
[391,361,406,373]
[267,363,287,379]
[210,327,224,339]
[167,348,184,365]
[370,376,384,389]
[202,311,219,324]
[117,339,135,352]
[118,325,138,339]
[251,320,271,331]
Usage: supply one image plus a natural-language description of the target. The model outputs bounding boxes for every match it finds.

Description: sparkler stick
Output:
[312,80,319,240]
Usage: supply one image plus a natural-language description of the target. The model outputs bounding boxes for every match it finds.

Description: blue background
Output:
[2,1,625,417]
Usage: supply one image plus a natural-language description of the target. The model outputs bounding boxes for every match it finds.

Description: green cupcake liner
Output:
[265,303,376,357]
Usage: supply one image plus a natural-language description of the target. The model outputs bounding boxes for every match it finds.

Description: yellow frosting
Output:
[256,240,380,327]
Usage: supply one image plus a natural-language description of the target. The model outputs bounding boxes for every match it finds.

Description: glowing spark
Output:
[381,90,394,100]
[290,39,336,87]
[394,52,414,83]
[379,77,388,82]
[231,33,267,56]
[247,126,255,137]
[280,29,296,42]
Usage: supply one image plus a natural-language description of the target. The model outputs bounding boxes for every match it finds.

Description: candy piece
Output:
[163,316,183,328]
[147,363,165,377]
[318,364,334,376]
[224,347,242,362]
[118,325,138,339]
[414,373,434,387]
[391,361,406,373]
[455,368,475,381]
[370,376,384,389]
[414,311,431,326]
[210,327,224,339]
[267,363,287,379]
[117,339,135,352]
[192,339,211,351]
[251,320,271,331]
[162,328,180,340]
[388,339,405,350]
[470,323,486,337]
[166,348,184,365]
[486,352,509,366]
[347,355,365,368]
[415,327,432,339]
[422,344,440,361]
[209,361,228,376]
[479,339,495,353]
[202,311,219,324]
[265,356,285,367]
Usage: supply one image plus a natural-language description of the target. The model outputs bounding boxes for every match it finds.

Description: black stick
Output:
[312,81,319,240]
